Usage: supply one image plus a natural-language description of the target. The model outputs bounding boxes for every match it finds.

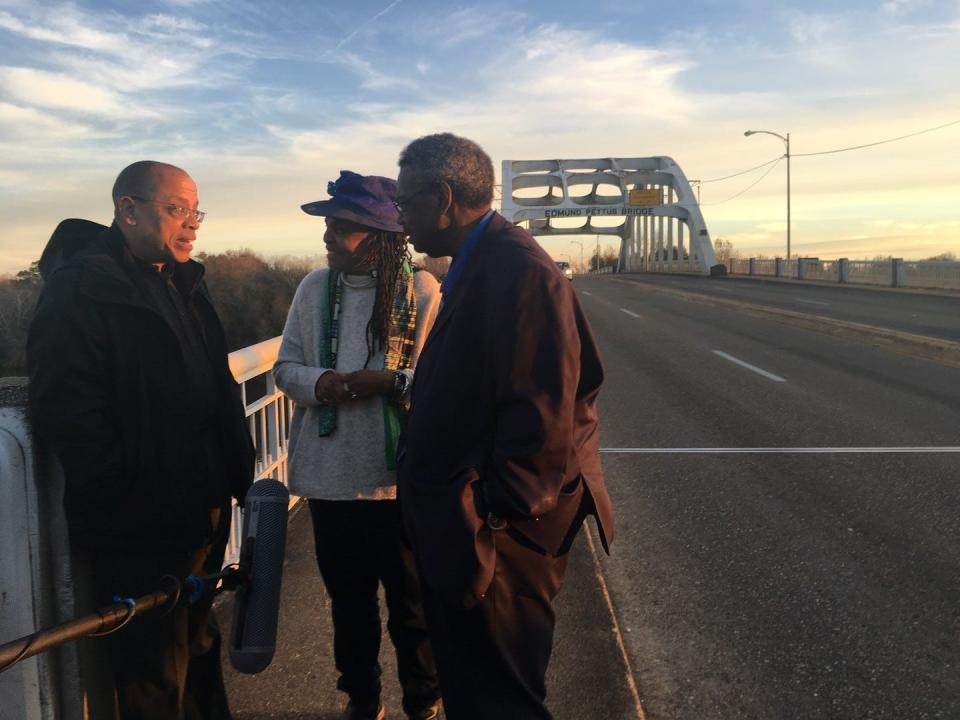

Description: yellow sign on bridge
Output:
[628,188,661,206]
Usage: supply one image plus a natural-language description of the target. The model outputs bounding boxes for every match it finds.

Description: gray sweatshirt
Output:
[274,268,441,500]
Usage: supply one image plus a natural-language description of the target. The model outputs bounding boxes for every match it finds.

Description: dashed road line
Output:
[712,350,786,382]
[620,308,641,319]
[581,291,593,296]
[608,275,960,369]
[794,298,830,306]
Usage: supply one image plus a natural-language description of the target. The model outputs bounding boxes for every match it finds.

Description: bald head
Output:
[112,161,200,266]
[112,161,188,217]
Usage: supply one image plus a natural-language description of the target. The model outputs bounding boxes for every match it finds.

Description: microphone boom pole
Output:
[1,479,290,676]
[0,581,177,673]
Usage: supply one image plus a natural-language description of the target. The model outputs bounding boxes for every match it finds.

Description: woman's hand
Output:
[342,369,393,400]
[314,371,351,405]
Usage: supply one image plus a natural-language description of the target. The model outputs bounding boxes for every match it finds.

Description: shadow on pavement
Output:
[220,502,637,719]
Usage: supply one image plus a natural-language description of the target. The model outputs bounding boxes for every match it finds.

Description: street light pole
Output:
[569,240,583,274]
[744,129,791,260]
[595,235,601,273]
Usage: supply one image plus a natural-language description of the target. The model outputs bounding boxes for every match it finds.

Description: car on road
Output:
[555,260,573,280]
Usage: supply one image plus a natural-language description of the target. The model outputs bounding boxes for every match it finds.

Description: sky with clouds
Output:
[0,0,958,274]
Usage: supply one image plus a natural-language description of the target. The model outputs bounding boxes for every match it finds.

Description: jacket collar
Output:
[72,223,207,308]
[425,212,511,340]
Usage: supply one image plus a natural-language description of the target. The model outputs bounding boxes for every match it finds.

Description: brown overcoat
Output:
[398,213,614,607]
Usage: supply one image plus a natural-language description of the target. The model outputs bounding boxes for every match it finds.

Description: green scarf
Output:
[318,263,418,471]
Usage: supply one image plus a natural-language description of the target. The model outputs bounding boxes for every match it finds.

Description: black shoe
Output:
[343,700,385,720]
[407,699,442,720]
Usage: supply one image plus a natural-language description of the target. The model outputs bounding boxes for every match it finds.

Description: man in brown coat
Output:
[395,133,614,720]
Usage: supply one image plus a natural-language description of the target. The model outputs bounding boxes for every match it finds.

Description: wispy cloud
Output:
[0,7,128,52]
[333,51,422,92]
[420,7,527,50]
[0,101,99,140]
[0,0,956,270]
[881,0,933,17]
[0,66,156,119]
[329,0,403,53]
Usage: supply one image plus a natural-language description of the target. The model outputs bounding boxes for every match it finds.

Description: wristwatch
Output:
[392,370,410,400]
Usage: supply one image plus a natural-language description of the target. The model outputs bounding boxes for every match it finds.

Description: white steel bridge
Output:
[500,156,723,276]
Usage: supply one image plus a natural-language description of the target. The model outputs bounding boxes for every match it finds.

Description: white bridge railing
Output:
[225,336,291,566]
[727,257,960,291]
[0,341,293,718]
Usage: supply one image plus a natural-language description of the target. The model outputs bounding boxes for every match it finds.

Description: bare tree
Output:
[0,262,42,377]
[588,247,619,272]
[713,237,736,265]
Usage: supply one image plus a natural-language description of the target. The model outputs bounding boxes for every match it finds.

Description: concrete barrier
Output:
[0,379,85,720]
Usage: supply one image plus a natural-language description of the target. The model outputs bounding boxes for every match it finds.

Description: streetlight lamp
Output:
[744,129,791,260]
[569,240,584,274]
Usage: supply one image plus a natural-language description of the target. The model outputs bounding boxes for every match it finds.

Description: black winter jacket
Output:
[27,219,255,551]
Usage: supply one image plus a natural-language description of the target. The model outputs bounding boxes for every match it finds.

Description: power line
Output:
[701,157,783,206]
[699,156,783,184]
[793,118,960,157]
[693,117,959,206]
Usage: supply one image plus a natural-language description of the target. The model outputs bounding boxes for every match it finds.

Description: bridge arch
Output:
[501,157,721,275]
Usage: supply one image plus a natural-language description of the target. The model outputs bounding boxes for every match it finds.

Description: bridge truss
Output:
[501,157,720,275]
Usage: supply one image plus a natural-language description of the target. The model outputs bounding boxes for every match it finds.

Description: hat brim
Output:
[300,199,404,234]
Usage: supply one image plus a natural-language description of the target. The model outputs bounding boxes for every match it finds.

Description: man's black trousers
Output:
[78,509,232,720]
[308,499,440,716]
[420,528,570,720]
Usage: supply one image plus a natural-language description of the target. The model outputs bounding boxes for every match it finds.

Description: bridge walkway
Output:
[219,501,639,720]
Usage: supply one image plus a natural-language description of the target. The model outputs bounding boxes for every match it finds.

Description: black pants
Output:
[309,499,440,715]
[422,529,570,720]
[80,509,232,720]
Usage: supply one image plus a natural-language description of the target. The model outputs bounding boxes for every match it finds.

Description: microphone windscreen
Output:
[229,478,290,674]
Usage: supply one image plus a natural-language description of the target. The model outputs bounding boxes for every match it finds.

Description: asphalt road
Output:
[578,274,960,719]
[614,273,960,341]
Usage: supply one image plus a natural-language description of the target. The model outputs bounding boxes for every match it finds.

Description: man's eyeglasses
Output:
[131,196,206,224]
[393,186,433,214]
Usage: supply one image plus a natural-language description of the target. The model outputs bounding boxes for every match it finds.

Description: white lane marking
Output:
[620,308,641,318]
[600,447,960,454]
[584,531,647,720]
[712,286,735,293]
[794,298,830,306]
[712,350,786,382]
[581,291,593,296]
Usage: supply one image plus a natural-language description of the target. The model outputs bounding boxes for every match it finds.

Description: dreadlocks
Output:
[356,229,413,366]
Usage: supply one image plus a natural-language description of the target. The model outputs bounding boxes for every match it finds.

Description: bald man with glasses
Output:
[28,160,254,719]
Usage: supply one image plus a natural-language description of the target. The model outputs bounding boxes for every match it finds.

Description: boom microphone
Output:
[229,478,290,674]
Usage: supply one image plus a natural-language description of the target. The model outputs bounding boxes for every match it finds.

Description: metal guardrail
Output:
[727,257,960,291]
[903,261,960,290]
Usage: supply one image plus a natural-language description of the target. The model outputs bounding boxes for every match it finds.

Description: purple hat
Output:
[301,170,403,233]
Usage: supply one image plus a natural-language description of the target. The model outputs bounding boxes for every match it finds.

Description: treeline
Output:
[0,249,448,379]
[0,263,41,378]
[197,250,320,351]
[588,246,619,270]
[0,250,321,378]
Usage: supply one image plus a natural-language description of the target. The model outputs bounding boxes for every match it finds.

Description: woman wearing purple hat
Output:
[274,171,442,720]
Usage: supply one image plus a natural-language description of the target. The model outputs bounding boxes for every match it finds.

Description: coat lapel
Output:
[418,216,499,357]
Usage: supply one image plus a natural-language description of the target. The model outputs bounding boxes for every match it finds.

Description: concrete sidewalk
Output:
[219,502,640,720]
